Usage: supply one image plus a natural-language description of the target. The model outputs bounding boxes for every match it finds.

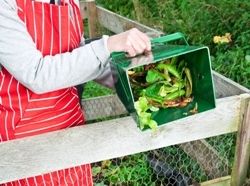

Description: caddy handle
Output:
[151,32,189,46]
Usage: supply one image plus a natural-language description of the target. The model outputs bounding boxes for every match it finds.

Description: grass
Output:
[82,81,113,99]
[92,154,155,185]
[91,144,227,185]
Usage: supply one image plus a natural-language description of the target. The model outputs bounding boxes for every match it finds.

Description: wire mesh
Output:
[91,133,236,186]
[82,84,238,185]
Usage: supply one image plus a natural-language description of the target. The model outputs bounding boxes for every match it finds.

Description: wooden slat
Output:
[86,1,99,38]
[96,6,163,37]
[0,94,246,183]
[79,1,88,19]
[200,176,231,186]
[213,71,250,98]
[231,96,250,186]
[79,1,163,37]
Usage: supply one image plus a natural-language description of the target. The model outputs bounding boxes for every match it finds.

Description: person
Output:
[0,0,151,185]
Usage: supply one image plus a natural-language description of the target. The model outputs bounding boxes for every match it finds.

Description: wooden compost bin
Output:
[0,1,249,185]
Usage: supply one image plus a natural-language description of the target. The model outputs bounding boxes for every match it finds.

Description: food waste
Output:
[128,57,194,130]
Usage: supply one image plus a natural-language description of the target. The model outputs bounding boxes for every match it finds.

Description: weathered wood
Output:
[179,140,229,178]
[96,6,163,37]
[85,1,99,38]
[200,176,231,186]
[0,94,245,183]
[231,96,250,186]
[213,71,250,98]
[79,1,88,19]
[80,1,163,37]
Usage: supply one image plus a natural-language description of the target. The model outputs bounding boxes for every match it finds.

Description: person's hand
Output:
[107,28,151,57]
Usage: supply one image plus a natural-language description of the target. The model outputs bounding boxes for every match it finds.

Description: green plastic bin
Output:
[111,32,216,129]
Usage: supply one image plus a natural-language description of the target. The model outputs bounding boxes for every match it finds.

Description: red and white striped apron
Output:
[0,0,93,185]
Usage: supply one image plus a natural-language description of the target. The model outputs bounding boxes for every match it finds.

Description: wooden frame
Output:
[200,176,231,186]
[0,1,249,185]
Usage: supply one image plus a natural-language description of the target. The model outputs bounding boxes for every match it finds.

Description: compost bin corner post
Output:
[82,0,99,38]
[231,94,250,186]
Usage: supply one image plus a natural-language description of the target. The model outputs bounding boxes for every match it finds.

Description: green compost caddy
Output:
[110,32,216,128]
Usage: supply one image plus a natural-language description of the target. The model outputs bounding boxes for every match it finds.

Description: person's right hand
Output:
[107,28,151,57]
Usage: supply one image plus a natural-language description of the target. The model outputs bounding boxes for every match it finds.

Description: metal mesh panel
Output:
[82,94,128,122]
[91,133,236,185]
[81,84,238,185]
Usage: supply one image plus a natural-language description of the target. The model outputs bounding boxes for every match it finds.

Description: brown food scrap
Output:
[189,102,198,114]
[130,78,148,87]
[183,97,193,103]
[163,100,182,107]
[144,63,156,71]
[148,97,194,109]
[128,71,145,77]
[179,101,189,107]
[128,70,135,75]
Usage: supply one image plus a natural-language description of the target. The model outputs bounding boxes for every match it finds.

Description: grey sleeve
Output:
[0,0,111,94]
[79,35,115,89]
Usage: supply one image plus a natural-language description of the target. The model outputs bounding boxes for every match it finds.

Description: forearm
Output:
[9,40,110,93]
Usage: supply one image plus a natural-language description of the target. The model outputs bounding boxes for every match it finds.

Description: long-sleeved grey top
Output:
[0,0,112,94]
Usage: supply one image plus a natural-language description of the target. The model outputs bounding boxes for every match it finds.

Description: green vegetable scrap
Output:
[129,57,194,130]
[134,97,158,131]
[146,69,165,83]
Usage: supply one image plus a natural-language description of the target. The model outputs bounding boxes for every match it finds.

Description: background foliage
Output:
[96,0,250,89]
